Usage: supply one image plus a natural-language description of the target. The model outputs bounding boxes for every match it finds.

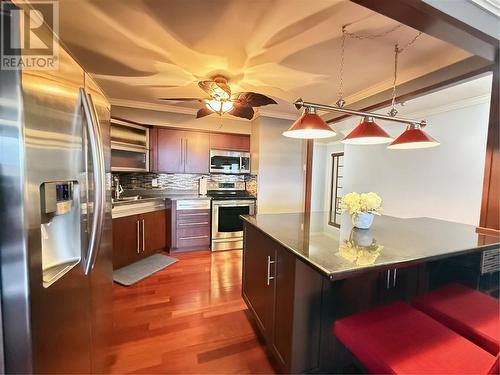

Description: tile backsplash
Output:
[115,172,257,196]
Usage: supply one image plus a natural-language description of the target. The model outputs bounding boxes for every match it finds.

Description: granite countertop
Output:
[241,212,500,280]
[121,189,211,201]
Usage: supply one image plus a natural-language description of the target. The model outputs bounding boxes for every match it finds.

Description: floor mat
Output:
[113,253,178,286]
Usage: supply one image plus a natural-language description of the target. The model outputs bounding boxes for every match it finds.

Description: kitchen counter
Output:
[112,198,167,218]
[241,212,500,373]
[111,191,211,218]
[241,212,500,280]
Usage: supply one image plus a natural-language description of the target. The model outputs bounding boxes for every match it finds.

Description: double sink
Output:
[112,195,168,218]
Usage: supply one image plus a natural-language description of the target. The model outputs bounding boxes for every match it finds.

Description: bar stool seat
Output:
[334,302,498,375]
[413,284,500,355]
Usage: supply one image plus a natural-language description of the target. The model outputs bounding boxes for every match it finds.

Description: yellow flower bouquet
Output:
[340,192,382,229]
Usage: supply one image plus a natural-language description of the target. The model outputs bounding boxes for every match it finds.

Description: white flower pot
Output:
[352,212,374,229]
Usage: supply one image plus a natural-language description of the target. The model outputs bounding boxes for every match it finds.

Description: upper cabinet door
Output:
[210,133,250,152]
[156,128,185,173]
[184,131,210,174]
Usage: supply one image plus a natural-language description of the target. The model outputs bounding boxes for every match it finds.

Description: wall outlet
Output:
[151,178,159,188]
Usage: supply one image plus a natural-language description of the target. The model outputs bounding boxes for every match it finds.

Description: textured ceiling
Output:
[58,0,471,117]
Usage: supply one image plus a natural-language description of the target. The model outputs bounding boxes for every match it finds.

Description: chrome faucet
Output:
[113,175,124,201]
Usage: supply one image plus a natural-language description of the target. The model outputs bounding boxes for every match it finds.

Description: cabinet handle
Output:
[184,139,188,167]
[179,213,208,217]
[142,219,145,252]
[267,256,275,286]
[179,235,209,240]
[178,222,209,226]
[386,269,391,289]
[392,268,397,288]
[136,220,140,254]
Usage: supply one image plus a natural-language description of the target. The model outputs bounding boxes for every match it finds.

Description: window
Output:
[329,152,344,228]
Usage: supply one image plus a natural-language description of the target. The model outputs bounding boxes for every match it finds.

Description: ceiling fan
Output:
[159,76,277,120]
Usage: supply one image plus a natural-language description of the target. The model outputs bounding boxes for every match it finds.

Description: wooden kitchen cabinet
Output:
[242,224,323,373]
[210,133,250,152]
[152,128,209,174]
[112,214,141,269]
[242,225,276,339]
[184,131,210,173]
[155,128,185,173]
[171,202,211,251]
[112,209,169,269]
[142,210,168,256]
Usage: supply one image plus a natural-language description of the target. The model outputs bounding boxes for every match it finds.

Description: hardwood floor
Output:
[106,250,277,374]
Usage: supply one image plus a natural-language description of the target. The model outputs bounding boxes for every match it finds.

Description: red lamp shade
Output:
[283,108,336,139]
[388,125,439,149]
[342,116,393,145]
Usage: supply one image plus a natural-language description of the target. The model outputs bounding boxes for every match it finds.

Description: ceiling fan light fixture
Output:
[283,107,336,139]
[205,99,234,114]
[388,123,440,150]
[342,116,394,145]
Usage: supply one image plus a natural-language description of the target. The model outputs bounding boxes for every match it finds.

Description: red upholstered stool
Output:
[333,302,498,374]
[412,284,500,355]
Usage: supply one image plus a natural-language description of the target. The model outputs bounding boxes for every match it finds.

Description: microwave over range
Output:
[210,149,251,174]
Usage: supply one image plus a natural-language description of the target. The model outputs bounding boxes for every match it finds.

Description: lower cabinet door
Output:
[141,210,167,255]
[379,266,420,303]
[272,245,295,369]
[242,225,276,339]
[112,214,141,269]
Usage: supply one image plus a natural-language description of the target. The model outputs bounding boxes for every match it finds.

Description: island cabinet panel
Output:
[242,224,324,373]
[378,266,422,304]
[242,225,276,339]
[210,133,250,152]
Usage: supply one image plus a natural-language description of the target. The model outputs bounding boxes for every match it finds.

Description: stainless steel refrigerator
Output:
[0,4,113,373]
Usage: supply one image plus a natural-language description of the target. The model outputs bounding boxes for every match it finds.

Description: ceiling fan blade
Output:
[198,80,231,99]
[234,92,277,107]
[229,106,254,120]
[196,107,213,119]
[158,97,203,101]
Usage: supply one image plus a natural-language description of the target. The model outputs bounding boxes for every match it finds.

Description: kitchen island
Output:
[241,212,500,373]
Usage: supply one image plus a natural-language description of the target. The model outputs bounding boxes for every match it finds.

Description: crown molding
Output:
[255,108,298,121]
[109,98,297,121]
[397,93,491,120]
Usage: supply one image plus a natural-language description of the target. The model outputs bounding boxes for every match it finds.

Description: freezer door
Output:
[22,44,93,373]
[85,73,113,374]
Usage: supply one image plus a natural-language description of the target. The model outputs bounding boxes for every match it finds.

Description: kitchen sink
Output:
[112,195,141,203]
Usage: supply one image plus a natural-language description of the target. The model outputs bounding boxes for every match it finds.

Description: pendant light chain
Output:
[388,31,423,117]
[336,23,406,108]
[336,27,347,108]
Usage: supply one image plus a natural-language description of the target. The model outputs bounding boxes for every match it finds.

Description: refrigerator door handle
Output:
[80,88,106,274]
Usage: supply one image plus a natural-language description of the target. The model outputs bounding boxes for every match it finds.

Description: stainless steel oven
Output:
[210,149,251,174]
[211,199,255,251]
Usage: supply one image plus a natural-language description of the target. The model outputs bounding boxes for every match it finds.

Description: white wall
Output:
[253,117,305,214]
[342,100,490,225]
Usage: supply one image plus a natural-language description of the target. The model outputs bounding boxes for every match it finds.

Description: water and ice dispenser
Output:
[40,181,81,288]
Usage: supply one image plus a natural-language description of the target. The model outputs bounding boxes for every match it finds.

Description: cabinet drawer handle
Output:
[386,269,391,289]
[136,220,140,254]
[178,222,209,226]
[392,268,397,288]
[179,235,209,240]
[178,213,208,217]
[142,219,145,252]
[267,255,275,286]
